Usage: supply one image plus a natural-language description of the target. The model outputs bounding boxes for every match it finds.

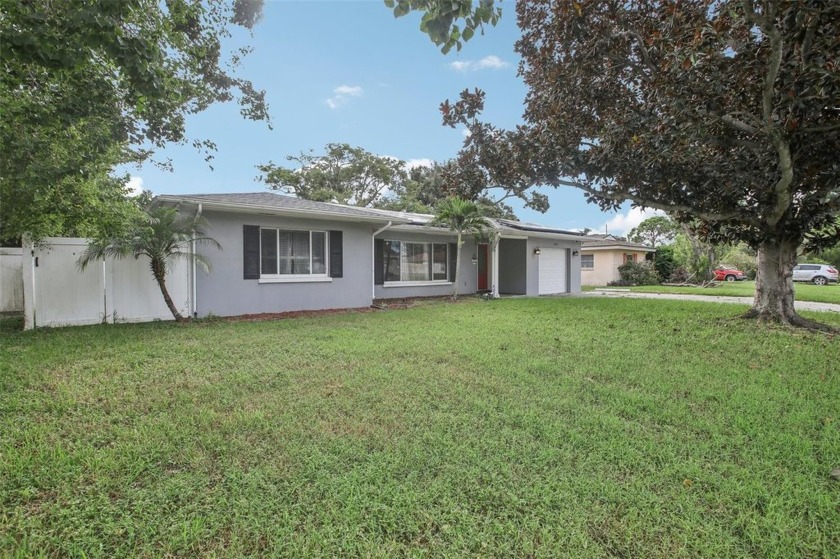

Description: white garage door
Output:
[538,248,568,294]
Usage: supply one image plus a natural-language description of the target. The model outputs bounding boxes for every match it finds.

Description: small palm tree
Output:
[78,205,220,321]
[429,197,490,300]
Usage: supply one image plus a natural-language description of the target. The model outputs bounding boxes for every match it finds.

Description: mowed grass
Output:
[584,281,840,305]
[1,298,839,558]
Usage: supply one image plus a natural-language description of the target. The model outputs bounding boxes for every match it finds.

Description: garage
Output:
[538,248,568,294]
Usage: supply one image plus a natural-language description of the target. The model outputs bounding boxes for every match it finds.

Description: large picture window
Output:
[260,228,327,277]
[383,241,449,283]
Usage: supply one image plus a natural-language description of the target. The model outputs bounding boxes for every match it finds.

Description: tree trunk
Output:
[743,240,833,331]
[453,232,462,300]
[151,258,184,322]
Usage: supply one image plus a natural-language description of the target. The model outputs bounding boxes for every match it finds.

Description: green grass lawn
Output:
[584,281,840,305]
[2,299,839,558]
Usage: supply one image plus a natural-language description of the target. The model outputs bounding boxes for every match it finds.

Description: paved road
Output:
[583,289,840,313]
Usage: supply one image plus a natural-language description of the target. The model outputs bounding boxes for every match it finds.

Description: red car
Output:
[713,267,748,282]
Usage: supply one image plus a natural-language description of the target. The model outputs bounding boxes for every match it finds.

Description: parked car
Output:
[713,266,748,282]
[792,263,839,285]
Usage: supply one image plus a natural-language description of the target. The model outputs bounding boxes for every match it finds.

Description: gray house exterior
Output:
[156,193,585,317]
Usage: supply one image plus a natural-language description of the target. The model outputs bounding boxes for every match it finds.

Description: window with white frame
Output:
[260,228,327,277]
[581,254,594,269]
[384,241,449,283]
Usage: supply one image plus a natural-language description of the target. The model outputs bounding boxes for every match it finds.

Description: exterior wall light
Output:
[471,251,478,265]
[533,248,541,255]
[572,250,579,256]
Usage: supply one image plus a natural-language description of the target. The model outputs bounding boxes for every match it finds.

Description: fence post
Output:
[21,236,36,330]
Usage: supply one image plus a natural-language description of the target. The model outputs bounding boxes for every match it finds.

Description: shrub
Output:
[668,266,691,283]
[617,261,660,285]
[653,245,677,281]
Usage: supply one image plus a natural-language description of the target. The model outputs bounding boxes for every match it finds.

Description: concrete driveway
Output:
[583,289,840,313]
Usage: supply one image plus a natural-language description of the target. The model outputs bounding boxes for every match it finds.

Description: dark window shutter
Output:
[329,230,343,278]
[243,225,260,279]
[448,242,457,282]
[374,239,384,285]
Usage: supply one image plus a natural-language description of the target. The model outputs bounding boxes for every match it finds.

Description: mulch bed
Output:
[192,295,471,325]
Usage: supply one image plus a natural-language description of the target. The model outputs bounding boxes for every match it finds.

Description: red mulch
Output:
[189,295,471,325]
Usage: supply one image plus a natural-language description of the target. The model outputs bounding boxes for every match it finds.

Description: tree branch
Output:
[742,0,783,125]
[800,123,840,134]
[552,177,757,224]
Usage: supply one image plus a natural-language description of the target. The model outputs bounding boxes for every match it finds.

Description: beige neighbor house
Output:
[581,235,656,286]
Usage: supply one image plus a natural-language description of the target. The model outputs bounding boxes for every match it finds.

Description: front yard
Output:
[2,298,838,557]
[585,281,840,305]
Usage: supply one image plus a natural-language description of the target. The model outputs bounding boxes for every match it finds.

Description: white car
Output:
[792,263,838,285]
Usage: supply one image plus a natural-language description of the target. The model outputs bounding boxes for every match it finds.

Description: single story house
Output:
[154,193,586,317]
[580,235,656,286]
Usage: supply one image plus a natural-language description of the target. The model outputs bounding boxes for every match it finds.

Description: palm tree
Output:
[429,197,490,300]
[78,205,220,321]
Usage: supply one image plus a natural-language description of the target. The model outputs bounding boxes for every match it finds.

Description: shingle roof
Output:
[156,192,404,222]
[495,218,584,237]
[582,238,655,251]
[156,192,585,239]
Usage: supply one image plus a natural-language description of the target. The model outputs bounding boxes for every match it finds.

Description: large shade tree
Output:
[258,145,518,218]
[628,216,678,249]
[257,144,408,207]
[1,0,270,243]
[397,0,840,330]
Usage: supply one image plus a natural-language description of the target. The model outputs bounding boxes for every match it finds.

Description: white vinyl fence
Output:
[22,238,192,330]
[1,247,24,312]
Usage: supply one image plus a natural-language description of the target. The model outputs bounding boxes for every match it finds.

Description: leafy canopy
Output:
[627,216,678,248]
[258,144,517,218]
[1,0,270,242]
[257,144,407,208]
[385,0,501,54]
[436,1,840,251]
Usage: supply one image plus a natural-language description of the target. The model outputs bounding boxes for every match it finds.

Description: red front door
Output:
[478,244,489,291]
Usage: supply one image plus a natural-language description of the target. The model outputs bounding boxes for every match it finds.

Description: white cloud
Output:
[404,158,434,170]
[326,84,363,109]
[461,127,472,138]
[598,207,664,236]
[448,55,511,72]
[333,85,363,96]
[126,176,143,197]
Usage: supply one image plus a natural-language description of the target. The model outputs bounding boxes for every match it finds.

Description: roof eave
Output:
[582,244,656,252]
[155,195,410,224]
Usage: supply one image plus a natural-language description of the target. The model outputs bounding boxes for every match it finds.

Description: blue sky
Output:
[125,0,657,234]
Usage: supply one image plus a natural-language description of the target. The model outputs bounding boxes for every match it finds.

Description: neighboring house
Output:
[580,235,656,286]
[154,193,586,317]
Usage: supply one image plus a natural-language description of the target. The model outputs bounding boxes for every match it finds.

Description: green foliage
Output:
[1,0,269,242]
[385,0,501,54]
[258,146,518,218]
[257,144,407,207]
[614,260,660,286]
[430,197,490,299]
[429,197,490,239]
[806,243,840,270]
[78,205,220,320]
[672,230,728,282]
[653,245,677,281]
[381,164,516,218]
[719,243,758,280]
[2,298,839,556]
[627,216,678,248]
[422,1,840,322]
